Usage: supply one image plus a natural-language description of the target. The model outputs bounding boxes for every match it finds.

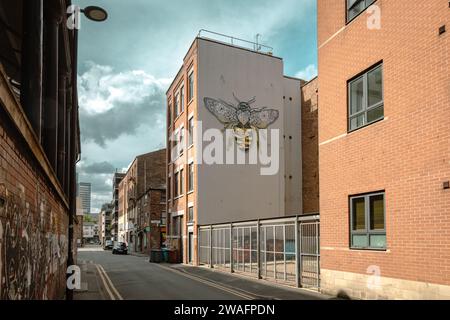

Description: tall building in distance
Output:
[78,182,92,214]
[317,1,449,299]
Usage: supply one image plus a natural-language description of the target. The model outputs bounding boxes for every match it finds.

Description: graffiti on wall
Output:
[0,183,68,300]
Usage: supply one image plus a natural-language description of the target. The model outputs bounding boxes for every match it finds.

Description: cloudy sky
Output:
[75,0,318,213]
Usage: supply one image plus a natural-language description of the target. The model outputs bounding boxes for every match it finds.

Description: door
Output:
[189,232,194,264]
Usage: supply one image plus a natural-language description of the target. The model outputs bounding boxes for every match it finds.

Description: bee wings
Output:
[204,98,239,124]
[249,108,279,129]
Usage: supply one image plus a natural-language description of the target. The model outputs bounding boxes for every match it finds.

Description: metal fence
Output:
[198,215,320,289]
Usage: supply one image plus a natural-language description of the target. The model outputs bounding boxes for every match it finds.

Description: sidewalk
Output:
[164,264,333,300]
[73,259,108,300]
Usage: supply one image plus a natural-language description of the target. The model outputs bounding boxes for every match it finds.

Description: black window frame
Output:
[347,62,384,132]
[188,71,194,102]
[188,206,194,223]
[180,85,185,113]
[188,163,194,192]
[179,168,184,195]
[346,0,377,24]
[173,171,179,198]
[349,191,386,250]
[188,116,194,147]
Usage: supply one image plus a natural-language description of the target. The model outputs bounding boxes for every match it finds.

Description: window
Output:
[188,206,194,223]
[188,117,194,147]
[348,64,383,131]
[350,192,386,249]
[161,211,167,226]
[160,192,166,203]
[168,102,172,125]
[168,176,171,200]
[347,0,376,23]
[179,127,184,155]
[174,93,179,118]
[188,163,194,192]
[188,71,194,102]
[180,86,185,113]
[174,172,179,198]
[179,168,184,195]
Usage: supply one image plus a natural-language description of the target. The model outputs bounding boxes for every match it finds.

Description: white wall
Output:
[196,38,288,225]
[283,77,302,215]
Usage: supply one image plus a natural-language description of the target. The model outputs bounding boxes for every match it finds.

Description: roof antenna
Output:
[255,34,262,51]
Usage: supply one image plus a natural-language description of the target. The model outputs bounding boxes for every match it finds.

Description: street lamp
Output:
[81,6,108,22]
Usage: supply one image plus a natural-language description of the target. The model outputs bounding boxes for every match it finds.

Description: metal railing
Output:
[198,214,320,289]
[197,29,274,55]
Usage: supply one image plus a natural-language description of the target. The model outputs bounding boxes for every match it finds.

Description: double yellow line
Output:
[95,264,124,300]
[156,264,256,300]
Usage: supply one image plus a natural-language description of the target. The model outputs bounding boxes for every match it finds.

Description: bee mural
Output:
[204,94,279,150]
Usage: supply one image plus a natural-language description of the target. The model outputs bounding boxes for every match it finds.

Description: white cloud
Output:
[295,64,317,81]
[78,62,171,115]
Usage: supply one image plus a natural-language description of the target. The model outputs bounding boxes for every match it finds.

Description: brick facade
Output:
[0,104,69,300]
[318,0,450,299]
[118,149,166,252]
[301,78,320,214]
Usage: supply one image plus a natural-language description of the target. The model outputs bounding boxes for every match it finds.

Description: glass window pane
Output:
[369,234,386,248]
[352,234,368,248]
[348,0,365,21]
[370,194,385,230]
[367,106,384,123]
[368,66,383,107]
[350,114,365,131]
[350,77,364,115]
[352,197,366,231]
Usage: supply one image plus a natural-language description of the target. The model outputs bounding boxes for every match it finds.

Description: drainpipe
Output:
[66,26,78,301]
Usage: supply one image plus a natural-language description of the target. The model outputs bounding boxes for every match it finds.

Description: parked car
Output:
[112,242,128,255]
[103,240,113,250]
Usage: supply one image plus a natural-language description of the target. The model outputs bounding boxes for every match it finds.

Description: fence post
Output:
[295,215,301,288]
[257,219,261,279]
[230,223,234,273]
[209,225,213,268]
[316,221,320,289]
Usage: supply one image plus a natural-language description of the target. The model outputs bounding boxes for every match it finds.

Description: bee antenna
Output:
[232,93,241,104]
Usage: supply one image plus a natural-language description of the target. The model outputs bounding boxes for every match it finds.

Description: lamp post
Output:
[67,4,108,301]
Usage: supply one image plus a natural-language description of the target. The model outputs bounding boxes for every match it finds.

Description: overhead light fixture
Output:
[82,6,108,22]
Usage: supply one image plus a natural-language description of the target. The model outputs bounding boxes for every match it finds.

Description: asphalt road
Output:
[78,247,244,300]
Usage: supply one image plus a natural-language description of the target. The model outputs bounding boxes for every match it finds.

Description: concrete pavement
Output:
[74,246,330,300]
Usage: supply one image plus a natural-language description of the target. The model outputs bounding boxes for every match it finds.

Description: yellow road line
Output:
[95,264,115,300]
[98,264,124,300]
[155,264,255,300]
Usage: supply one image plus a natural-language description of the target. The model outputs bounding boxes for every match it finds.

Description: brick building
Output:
[0,0,80,299]
[301,77,319,214]
[166,32,320,265]
[318,0,450,299]
[118,149,166,253]
[111,172,125,242]
[136,187,167,255]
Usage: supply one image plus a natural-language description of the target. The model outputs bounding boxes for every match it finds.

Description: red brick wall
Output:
[301,78,320,214]
[0,107,69,300]
[318,0,450,285]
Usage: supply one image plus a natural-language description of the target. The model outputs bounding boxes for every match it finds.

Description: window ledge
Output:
[350,247,388,252]
[347,116,387,135]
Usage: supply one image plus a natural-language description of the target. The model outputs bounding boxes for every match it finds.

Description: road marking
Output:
[98,264,124,300]
[155,264,255,300]
[95,264,115,300]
